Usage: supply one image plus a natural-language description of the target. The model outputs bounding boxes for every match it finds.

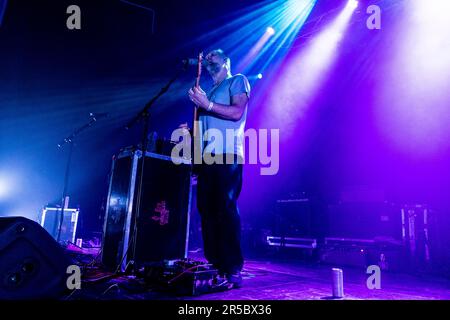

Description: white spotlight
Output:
[266,27,275,35]
[0,174,12,199]
[347,0,358,9]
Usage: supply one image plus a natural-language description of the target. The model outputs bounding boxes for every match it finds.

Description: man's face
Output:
[205,51,226,75]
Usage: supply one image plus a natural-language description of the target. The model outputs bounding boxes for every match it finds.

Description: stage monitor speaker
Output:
[101,148,192,272]
[0,216,70,299]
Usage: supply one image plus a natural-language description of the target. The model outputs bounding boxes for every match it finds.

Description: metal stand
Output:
[56,113,107,243]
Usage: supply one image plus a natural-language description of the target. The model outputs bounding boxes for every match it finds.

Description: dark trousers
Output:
[196,157,244,274]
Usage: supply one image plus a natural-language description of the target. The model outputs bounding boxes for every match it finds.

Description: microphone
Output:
[182,58,208,66]
[89,112,108,120]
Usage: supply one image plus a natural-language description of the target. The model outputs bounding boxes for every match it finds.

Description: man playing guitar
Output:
[188,49,251,288]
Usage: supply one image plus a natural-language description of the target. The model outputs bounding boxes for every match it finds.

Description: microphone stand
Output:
[56,113,107,243]
[123,65,187,270]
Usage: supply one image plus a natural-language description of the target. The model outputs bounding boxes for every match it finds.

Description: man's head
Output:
[205,49,231,76]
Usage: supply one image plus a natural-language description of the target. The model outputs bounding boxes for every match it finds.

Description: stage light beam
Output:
[375,0,450,156]
[203,0,316,74]
[236,26,277,72]
[262,0,358,139]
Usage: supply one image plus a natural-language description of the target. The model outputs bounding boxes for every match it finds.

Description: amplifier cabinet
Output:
[273,197,313,237]
[40,207,79,244]
[101,149,192,272]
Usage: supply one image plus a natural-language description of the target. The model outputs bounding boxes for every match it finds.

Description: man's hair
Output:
[211,49,231,71]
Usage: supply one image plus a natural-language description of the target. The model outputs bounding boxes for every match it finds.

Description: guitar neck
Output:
[192,52,203,138]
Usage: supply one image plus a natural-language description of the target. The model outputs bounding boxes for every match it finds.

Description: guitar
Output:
[192,52,203,170]
[192,51,203,139]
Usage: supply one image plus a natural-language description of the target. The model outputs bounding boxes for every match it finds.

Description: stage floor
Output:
[192,259,450,300]
[72,255,450,300]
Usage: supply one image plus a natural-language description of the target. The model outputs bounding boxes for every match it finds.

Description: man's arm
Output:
[206,92,248,121]
[188,87,248,122]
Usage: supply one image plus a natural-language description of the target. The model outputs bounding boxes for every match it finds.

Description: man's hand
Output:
[188,86,209,110]
[178,122,191,135]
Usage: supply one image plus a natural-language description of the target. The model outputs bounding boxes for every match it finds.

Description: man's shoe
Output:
[226,271,243,289]
[214,273,232,290]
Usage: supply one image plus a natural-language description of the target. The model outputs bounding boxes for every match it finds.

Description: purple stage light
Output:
[347,0,358,10]
[375,0,450,156]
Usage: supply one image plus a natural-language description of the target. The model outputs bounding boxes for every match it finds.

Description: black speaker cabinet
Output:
[101,149,192,271]
[0,217,70,299]
[274,196,313,237]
